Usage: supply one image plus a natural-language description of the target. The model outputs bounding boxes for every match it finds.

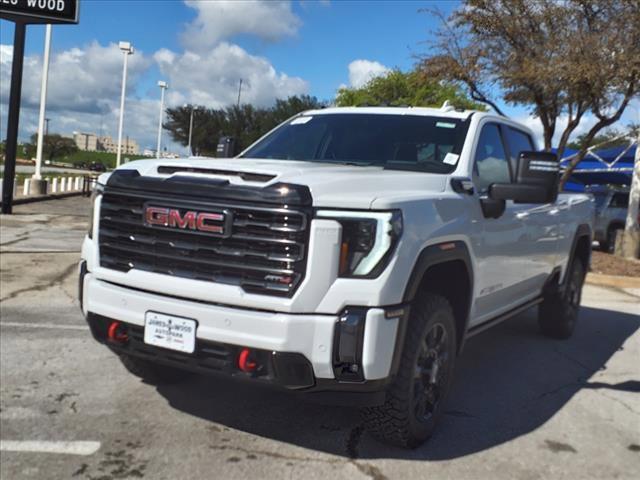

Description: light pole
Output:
[156,81,168,159]
[31,24,52,194]
[116,41,134,168]
[186,104,200,156]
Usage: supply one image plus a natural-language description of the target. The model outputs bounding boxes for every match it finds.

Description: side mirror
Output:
[490,151,559,204]
[216,136,237,157]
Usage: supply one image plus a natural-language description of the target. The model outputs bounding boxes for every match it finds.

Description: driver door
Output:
[468,123,537,326]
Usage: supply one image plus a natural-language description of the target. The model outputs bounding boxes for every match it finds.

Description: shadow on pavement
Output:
[156,306,639,460]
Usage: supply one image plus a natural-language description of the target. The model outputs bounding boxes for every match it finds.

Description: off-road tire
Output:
[119,354,192,384]
[361,294,457,448]
[538,260,585,339]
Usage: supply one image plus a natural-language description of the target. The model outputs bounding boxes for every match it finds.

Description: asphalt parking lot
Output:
[1,196,639,480]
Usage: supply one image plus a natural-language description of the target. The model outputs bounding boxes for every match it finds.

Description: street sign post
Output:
[0,0,79,25]
[0,0,79,214]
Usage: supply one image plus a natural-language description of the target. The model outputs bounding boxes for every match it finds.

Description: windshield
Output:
[240,113,470,173]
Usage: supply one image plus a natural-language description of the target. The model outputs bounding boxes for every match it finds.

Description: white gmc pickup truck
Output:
[80,106,594,447]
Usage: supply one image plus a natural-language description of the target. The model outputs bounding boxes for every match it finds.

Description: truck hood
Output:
[113,157,449,209]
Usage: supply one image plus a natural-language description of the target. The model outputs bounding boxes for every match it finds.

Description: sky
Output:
[1,0,639,154]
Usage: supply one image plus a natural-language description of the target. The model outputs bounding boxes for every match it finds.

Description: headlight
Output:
[316,210,402,277]
[87,183,104,239]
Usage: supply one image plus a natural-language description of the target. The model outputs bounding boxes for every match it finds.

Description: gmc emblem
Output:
[144,205,230,236]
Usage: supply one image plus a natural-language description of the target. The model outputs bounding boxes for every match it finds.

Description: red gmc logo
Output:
[145,206,228,235]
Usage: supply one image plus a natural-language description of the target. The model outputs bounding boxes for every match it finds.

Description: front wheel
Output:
[538,260,585,339]
[361,294,457,448]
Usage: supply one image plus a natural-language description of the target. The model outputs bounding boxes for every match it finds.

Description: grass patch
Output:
[58,151,147,168]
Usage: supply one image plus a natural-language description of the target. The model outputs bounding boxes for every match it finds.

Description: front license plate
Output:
[144,312,196,354]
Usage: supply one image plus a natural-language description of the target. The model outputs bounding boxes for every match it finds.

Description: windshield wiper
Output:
[313,160,377,167]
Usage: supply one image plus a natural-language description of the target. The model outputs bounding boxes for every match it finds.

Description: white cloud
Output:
[347,59,390,88]
[181,0,301,52]
[1,38,307,151]
[0,42,159,148]
[0,44,12,66]
[0,1,310,154]
[167,3,308,110]
[1,41,151,114]
[155,42,308,109]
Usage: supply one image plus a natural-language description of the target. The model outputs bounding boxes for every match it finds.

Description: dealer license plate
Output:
[144,312,196,354]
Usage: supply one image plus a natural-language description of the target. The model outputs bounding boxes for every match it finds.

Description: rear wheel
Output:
[361,294,457,448]
[118,354,192,384]
[538,260,585,339]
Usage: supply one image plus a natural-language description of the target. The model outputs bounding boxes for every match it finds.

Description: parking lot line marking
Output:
[0,441,101,456]
[0,322,87,331]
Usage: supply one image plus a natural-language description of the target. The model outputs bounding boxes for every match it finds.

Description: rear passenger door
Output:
[503,127,560,291]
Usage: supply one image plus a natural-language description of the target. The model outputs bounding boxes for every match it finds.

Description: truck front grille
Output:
[98,190,310,297]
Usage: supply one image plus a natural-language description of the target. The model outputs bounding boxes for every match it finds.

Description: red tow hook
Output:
[238,348,257,373]
[107,321,128,343]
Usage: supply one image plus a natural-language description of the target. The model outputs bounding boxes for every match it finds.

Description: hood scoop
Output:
[105,169,312,206]
[157,165,276,183]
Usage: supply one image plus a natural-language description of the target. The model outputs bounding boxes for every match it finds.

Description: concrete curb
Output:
[0,191,84,207]
[586,272,640,289]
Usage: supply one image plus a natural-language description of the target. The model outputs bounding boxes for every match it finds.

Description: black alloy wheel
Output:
[361,293,457,448]
[413,323,450,423]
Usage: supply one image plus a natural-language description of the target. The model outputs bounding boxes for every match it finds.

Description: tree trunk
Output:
[618,133,640,259]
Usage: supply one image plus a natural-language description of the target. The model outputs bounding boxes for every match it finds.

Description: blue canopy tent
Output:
[558,144,636,191]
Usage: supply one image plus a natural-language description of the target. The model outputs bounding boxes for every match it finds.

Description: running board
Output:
[467,297,543,338]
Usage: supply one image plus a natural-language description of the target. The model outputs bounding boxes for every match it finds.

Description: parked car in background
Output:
[89,162,107,172]
[591,186,630,252]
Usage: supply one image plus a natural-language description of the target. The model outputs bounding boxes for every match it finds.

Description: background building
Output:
[98,135,140,155]
[72,131,140,155]
[73,132,98,151]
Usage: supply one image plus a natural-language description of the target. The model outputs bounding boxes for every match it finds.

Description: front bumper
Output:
[86,312,317,389]
[81,269,402,404]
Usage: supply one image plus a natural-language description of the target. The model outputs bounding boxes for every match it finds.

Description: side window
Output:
[610,193,629,208]
[505,127,534,171]
[473,124,511,192]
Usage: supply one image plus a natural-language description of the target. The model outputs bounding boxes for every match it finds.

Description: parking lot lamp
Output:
[156,81,168,159]
[186,104,200,156]
[116,41,134,168]
[33,24,52,186]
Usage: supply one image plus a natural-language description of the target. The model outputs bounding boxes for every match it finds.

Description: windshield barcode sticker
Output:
[443,153,459,165]
[291,116,313,125]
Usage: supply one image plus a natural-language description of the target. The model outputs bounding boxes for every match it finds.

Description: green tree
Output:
[269,95,323,124]
[164,95,324,156]
[26,134,78,162]
[336,69,483,109]
[567,124,640,151]
[163,106,227,156]
[224,104,264,151]
[420,0,640,188]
